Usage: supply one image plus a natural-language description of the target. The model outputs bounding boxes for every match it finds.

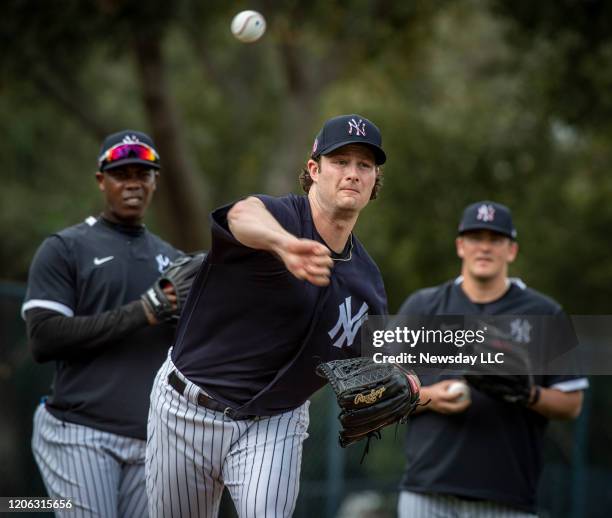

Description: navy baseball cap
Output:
[98,130,160,172]
[311,114,386,165]
[458,201,517,240]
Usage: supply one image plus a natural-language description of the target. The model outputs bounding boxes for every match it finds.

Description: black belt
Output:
[167,370,261,421]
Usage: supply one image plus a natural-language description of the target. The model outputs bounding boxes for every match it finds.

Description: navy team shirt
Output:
[398,278,589,512]
[22,216,180,439]
[172,194,388,415]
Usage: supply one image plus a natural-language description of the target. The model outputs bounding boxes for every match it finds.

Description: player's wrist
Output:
[141,298,159,325]
[271,233,296,257]
[527,385,541,407]
[415,386,435,412]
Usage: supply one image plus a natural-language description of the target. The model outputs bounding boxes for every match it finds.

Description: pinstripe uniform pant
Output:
[145,354,310,518]
[398,491,538,518]
[32,404,148,518]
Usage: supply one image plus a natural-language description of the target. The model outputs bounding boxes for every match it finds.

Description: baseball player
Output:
[145,114,388,517]
[396,201,589,517]
[23,130,182,517]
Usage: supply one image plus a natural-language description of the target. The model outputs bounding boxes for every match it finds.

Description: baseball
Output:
[447,381,471,402]
[231,10,266,43]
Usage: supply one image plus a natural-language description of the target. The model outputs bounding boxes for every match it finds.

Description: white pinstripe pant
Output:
[145,355,310,518]
[32,404,148,518]
[398,491,538,518]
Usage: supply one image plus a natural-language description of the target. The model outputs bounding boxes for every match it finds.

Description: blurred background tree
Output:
[2,0,612,313]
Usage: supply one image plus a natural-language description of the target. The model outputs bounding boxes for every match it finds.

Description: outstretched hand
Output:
[277,238,333,286]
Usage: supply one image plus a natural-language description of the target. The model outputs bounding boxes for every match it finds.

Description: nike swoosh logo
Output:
[93,256,114,265]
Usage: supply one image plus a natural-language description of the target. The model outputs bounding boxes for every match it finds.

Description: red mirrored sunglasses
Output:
[98,143,160,169]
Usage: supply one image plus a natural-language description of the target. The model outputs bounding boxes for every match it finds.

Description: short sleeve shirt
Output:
[172,194,388,415]
[397,278,588,512]
[23,216,180,439]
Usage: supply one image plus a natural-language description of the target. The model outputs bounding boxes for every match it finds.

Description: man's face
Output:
[307,144,377,214]
[456,229,518,282]
[95,165,158,224]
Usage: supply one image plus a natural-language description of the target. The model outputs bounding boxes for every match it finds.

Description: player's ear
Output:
[507,241,519,263]
[307,159,319,181]
[456,237,465,259]
[95,171,105,192]
[151,170,159,192]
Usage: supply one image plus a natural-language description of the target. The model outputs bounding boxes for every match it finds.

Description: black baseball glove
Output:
[316,357,421,448]
[464,321,535,406]
[141,252,206,323]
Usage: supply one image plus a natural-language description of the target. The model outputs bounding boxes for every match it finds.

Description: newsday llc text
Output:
[369,325,501,367]
[361,315,589,376]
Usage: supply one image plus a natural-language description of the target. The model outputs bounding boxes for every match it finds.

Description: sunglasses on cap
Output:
[98,142,160,169]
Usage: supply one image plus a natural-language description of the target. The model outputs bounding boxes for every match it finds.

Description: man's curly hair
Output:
[298,156,383,200]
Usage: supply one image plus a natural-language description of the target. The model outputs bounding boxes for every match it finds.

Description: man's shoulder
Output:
[143,228,179,253]
[257,193,308,214]
[53,216,101,241]
[255,193,309,231]
[508,280,562,313]
[35,218,100,254]
[352,235,380,270]
[29,219,100,270]
[256,192,305,205]
[413,280,455,301]
[398,280,454,314]
[278,192,307,205]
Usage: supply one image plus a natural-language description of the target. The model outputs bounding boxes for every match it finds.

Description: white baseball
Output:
[447,381,470,402]
[231,10,266,43]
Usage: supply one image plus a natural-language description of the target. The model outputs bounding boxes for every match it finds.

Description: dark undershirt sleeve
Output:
[25,302,150,363]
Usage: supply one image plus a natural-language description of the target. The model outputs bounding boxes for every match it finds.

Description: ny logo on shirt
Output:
[510,318,532,343]
[156,254,171,273]
[328,296,369,348]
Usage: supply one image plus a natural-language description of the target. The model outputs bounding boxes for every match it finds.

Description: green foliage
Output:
[2,0,612,508]
[2,0,612,308]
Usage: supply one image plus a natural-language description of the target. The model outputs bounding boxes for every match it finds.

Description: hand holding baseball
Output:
[421,380,471,415]
[447,380,471,403]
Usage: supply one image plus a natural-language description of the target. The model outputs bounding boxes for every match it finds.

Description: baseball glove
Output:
[464,321,534,406]
[141,252,206,322]
[316,357,421,448]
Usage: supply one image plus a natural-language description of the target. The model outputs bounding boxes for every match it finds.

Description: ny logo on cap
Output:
[347,118,366,137]
[476,204,495,222]
[122,135,142,144]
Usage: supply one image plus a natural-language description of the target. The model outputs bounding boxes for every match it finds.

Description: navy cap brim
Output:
[315,140,386,165]
[101,158,160,172]
[458,223,517,239]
